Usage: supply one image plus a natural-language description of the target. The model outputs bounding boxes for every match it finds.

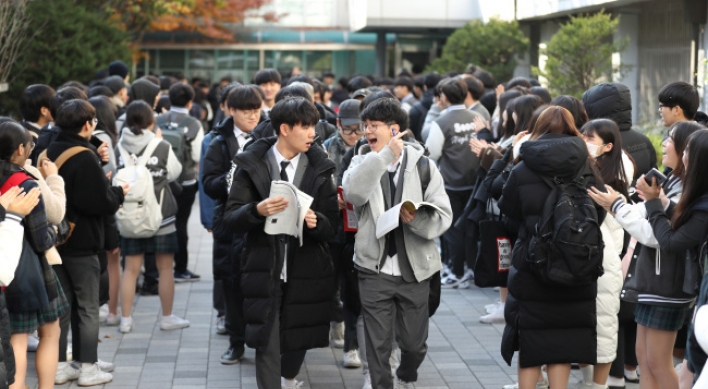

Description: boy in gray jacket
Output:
[342,98,451,389]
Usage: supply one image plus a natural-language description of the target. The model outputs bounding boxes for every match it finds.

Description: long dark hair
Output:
[89,96,118,143]
[513,95,543,134]
[672,129,708,228]
[0,121,30,162]
[580,119,635,198]
[551,95,589,130]
[496,90,523,139]
[667,121,705,178]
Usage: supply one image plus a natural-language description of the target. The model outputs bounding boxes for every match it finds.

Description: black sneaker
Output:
[139,282,159,296]
[220,346,244,365]
[174,270,201,283]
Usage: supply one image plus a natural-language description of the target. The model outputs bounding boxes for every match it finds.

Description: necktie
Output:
[387,170,397,257]
[280,160,290,182]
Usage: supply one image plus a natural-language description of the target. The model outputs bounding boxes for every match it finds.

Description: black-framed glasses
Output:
[341,125,364,135]
[360,121,393,133]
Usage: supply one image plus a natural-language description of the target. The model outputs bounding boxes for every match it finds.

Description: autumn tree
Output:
[427,18,529,82]
[0,0,34,84]
[537,11,629,98]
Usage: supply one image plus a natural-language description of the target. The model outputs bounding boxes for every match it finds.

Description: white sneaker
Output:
[281,379,303,388]
[160,314,190,330]
[97,359,115,373]
[330,321,344,349]
[569,380,592,389]
[458,280,471,289]
[441,274,463,289]
[27,331,39,352]
[480,303,506,324]
[441,264,451,279]
[461,268,475,282]
[343,349,362,368]
[99,304,108,322]
[216,315,227,335]
[55,361,80,385]
[119,316,133,333]
[395,377,416,389]
[503,380,549,389]
[78,363,113,386]
[485,300,502,314]
[362,372,372,389]
[105,313,120,326]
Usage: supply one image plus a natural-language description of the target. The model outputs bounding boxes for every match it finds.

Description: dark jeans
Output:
[610,301,638,377]
[255,283,307,389]
[214,280,225,317]
[54,255,101,363]
[330,241,358,351]
[222,277,245,349]
[444,189,472,278]
[329,242,347,324]
[359,272,430,388]
[174,183,198,273]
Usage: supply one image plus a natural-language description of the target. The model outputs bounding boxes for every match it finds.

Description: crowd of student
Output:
[2,58,708,389]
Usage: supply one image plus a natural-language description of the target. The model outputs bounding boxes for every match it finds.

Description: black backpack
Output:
[526,170,604,287]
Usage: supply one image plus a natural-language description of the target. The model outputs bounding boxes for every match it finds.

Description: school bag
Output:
[526,170,604,287]
[156,113,193,181]
[113,138,163,238]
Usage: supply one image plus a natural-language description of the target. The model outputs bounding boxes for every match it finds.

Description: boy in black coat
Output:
[223,97,338,389]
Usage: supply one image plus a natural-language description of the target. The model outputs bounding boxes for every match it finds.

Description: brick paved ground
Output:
[23,202,639,389]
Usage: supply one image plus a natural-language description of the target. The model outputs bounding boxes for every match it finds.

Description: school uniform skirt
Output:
[635,303,691,331]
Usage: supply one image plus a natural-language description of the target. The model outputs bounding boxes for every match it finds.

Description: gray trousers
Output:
[359,272,429,389]
[54,255,101,363]
[255,283,307,389]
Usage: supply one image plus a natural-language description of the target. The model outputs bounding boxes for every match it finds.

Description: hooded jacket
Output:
[582,83,657,178]
[498,133,606,368]
[222,137,338,352]
[115,129,181,235]
[342,142,452,282]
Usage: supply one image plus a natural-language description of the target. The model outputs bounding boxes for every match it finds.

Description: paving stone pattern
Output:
[23,202,639,389]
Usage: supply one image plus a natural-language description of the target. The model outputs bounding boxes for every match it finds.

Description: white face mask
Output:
[586,142,600,157]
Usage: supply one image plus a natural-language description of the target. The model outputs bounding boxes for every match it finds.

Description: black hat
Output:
[104,76,127,94]
[338,99,362,126]
[108,60,129,79]
[129,79,160,105]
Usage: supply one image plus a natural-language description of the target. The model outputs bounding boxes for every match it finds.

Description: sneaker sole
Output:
[160,324,190,331]
[343,361,362,368]
[220,356,244,365]
[78,378,113,387]
[55,376,79,385]
[174,278,200,283]
[216,328,228,335]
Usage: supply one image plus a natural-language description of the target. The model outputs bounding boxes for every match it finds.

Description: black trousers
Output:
[174,183,198,273]
[54,256,101,363]
[214,280,225,317]
[610,301,638,377]
[222,276,245,349]
[444,189,473,278]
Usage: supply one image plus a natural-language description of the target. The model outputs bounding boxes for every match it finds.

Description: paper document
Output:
[264,181,314,246]
[338,187,358,232]
[375,200,444,239]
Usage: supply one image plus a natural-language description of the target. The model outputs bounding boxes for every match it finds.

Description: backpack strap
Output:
[137,138,163,167]
[116,144,135,168]
[417,156,431,194]
[53,147,92,170]
[0,172,33,194]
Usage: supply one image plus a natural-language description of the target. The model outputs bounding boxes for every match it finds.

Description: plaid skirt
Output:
[9,273,69,334]
[635,303,691,331]
[121,232,179,256]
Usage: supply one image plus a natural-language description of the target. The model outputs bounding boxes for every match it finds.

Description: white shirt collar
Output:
[170,106,190,115]
[447,104,466,112]
[272,144,301,183]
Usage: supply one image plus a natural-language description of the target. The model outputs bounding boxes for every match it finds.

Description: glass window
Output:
[265,50,303,75]
[158,50,185,70]
[305,51,332,78]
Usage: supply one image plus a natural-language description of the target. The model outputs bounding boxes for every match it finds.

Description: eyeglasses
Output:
[360,122,392,133]
[341,125,363,135]
[240,109,261,118]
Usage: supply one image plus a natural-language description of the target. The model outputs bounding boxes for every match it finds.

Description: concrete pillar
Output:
[614,10,640,124]
[376,31,387,77]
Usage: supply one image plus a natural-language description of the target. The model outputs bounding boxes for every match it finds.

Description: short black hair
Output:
[473,69,496,89]
[219,82,241,105]
[440,78,468,105]
[168,83,195,107]
[160,76,177,91]
[253,68,282,86]
[156,95,171,113]
[287,75,314,86]
[550,95,589,130]
[275,84,311,102]
[530,86,552,104]
[50,87,88,121]
[323,72,335,79]
[423,72,442,90]
[360,98,409,130]
[414,75,425,89]
[394,77,414,92]
[462,76,484,100]
[55,99,96,134]
[270,96,320,136]
[125,100,155,135]
[20,84,55,122]
[506,77,532,90]
[347,76,373,93]
[361,90,396,112]
[376,77,395,87]
[658,81,700,120]
[227,85,262,111]
[89,86,114,99]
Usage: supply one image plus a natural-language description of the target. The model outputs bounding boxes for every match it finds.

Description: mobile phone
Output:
[391,127,396,136]
[644,168,667,186]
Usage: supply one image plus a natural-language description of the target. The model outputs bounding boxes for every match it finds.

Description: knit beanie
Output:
[129,79,160,106]
[104,76,127,95]
[108,60,129,79]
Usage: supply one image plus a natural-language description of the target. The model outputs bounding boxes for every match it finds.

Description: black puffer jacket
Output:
[582,83,657,178]
[409,89,434,141]
[498,134,606,367]
[223,137,338,352]
[202,117,248,281]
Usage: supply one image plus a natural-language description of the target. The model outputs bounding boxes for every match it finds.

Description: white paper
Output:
[264,181,314,246]
[376,203,403,239]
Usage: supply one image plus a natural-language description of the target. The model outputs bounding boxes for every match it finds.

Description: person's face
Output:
[364,120,397,153]
[231,108,260,133]
[281,122,316,153]
[393,85,408,100]
[582,131,612,157]
[659,103,683,127]
[512,111,518,124]
[324,76,334,86]
[323,90,332,104]
[120,88,129,104]
[502,110,508,128]
[338,119,364,147]
[662,132,679,169]
[259,81,281,102]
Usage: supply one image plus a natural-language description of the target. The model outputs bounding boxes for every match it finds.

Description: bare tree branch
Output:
[0,0,35,84]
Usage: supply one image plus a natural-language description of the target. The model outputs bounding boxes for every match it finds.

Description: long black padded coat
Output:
[223,137,338,352]
[498,134,606,367]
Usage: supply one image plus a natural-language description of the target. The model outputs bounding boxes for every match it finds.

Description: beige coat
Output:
[24,161,65,264]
